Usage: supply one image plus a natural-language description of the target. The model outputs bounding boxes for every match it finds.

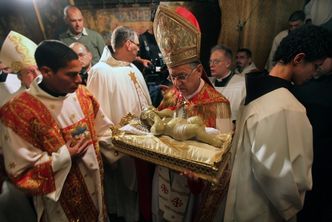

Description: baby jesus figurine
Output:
[140,106,223,148]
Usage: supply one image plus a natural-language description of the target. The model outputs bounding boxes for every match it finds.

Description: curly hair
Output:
[273,25,330,64]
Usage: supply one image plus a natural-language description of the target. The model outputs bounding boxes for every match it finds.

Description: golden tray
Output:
[111,114,233,184]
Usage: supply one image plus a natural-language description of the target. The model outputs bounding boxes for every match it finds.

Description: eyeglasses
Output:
[168,66,198,82]
[209,59,222,66]
[129,40,140,48]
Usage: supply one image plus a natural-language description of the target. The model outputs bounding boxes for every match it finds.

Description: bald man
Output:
[70,42,93,85]
[59,5,105,65]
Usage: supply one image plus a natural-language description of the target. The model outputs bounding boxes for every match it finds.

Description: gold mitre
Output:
[153,5,201,68]
[0,31,37,73]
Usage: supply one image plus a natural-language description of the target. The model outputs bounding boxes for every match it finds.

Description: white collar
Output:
[104,53,131,67]
[216,70,232,81]
[67,27,88,39]
[29,76,72,100]
[184,79,204,100]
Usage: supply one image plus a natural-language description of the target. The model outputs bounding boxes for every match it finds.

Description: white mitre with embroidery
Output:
[0,31,37,73]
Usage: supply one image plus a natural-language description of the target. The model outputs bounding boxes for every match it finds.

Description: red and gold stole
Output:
[158,83,232,220]
[0,85,105,222]
[158,82,231,127]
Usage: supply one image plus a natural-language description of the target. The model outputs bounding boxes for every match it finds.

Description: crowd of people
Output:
[0,2,331,222]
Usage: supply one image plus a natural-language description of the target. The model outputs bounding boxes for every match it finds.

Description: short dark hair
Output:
[273,25,330,64]
[35,40,78,72]
[288,10,305,22]
[237,48,252,58]
[211,44,233,60]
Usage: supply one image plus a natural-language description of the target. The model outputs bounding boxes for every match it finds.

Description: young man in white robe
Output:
[224,25,331,222]
[234,48,258,76]
[87,26,152,222]
[0,40,119,222]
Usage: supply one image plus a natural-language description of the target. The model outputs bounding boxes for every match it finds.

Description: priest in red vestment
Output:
[152,5,233,221]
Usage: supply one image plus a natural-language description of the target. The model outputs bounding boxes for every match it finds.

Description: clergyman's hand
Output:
[181,170,199,182]
[142,59,152,68]
[159,84,170,96]
[181,170,204,194]
[66,137,92,158]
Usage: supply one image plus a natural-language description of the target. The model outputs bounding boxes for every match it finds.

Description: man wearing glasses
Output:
[69,42,93,85]
[209,44,246,122]
[152,6,233,222]
[87,26,152,222]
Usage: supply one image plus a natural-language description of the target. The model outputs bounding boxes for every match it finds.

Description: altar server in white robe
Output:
[224,25,330,222]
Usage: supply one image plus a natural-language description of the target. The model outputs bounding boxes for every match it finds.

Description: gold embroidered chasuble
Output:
[158,82,231,128]
[154,81,233,221]
[0,84,108,222]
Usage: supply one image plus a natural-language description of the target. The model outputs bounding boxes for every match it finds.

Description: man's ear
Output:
[17,72,22,81]
[88,52,93,61]
[125,40,131,51]
[293,53,305,65]
[225,58,232,68]
[39,66,53,78]
[196,64,203,77]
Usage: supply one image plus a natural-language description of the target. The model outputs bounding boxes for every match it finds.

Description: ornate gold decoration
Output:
[0,86,107,221]
[9,162,16,169]
[128,72,139,85]
[0,31,37,73]
[153,5,201,68]
[111,114,232,184]
[69,113,76,122]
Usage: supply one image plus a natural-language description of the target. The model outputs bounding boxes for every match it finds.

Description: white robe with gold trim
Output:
[87,51,151,221]
[0,79,115,222]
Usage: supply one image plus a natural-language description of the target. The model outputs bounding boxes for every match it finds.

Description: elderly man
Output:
[59,5,105,65]
[0,31,39,222]
[152,6,232,222]
[0,62,20,107]
[0,31,40,106]
[209,44,246,122]
[265,10,305,71]
[234,48,258,75]
[224,25,330,222]
[0,40,119,222]
[69,42,92,85]
[87,26,152,222]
